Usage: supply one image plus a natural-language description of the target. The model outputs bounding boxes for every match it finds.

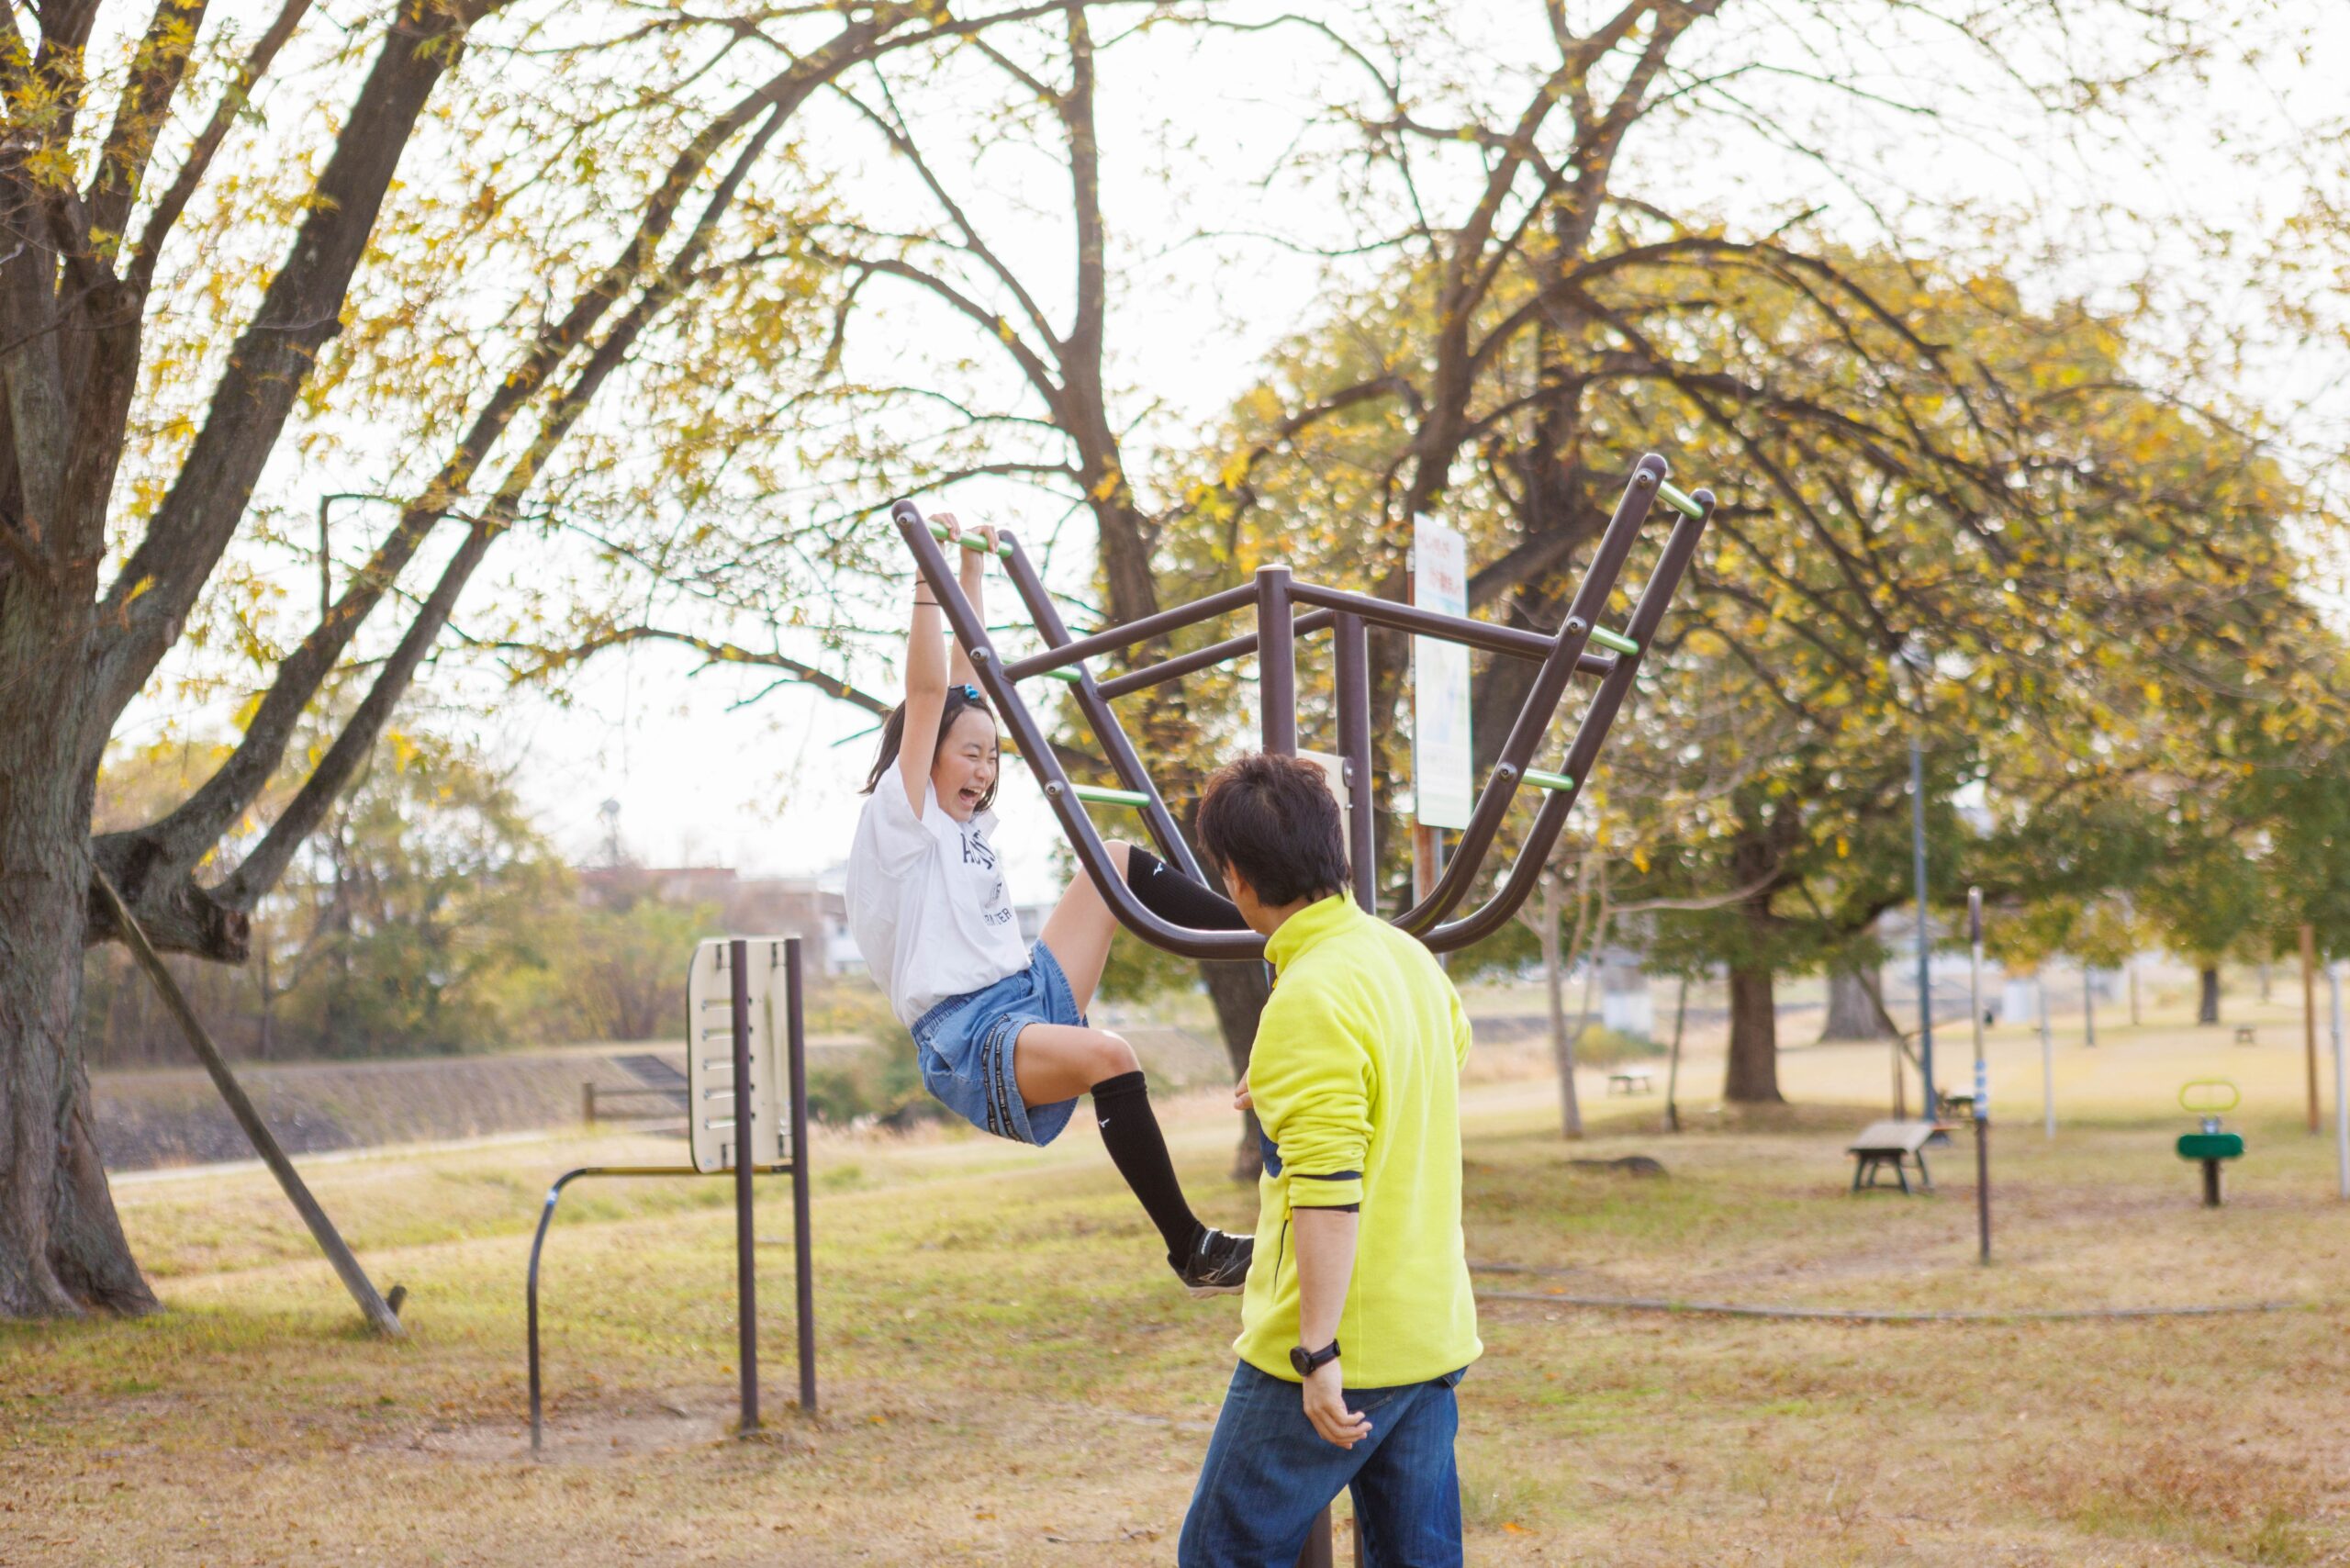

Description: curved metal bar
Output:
[1396,454,1669,935]
[891,502,1263,958]
[529,1165,682,1453]
[1421,487,1715,952]
[528,1162,795,1454]
[992,526,1208,883]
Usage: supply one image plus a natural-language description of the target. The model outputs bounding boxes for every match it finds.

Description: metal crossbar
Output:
[890,453,1713,958]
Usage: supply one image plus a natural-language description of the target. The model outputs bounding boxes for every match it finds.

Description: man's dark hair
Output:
[1195,753,1349,907]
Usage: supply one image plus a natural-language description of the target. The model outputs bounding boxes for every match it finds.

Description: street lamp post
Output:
[1899,640,1934,1116]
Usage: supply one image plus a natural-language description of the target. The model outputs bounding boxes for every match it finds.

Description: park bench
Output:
[1846,1120,1950,1194]
[1606,1069,1655,1096]
[2233,1025,2256,1046]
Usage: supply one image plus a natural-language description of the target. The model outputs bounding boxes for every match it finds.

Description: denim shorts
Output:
[909,941,1083,1147]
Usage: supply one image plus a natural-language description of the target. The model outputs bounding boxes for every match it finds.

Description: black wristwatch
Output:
[1290,1339,1340,1378]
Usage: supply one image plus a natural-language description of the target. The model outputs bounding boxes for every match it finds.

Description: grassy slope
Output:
[6,1010,2348,1566]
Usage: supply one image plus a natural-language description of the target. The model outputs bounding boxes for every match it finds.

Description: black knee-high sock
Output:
[1125,846,1248,930]
[1090,1070,1204,1260]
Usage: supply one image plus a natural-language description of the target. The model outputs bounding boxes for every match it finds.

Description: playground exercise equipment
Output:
[2176,1079,2244,1209]
[895,453,1714,1568]
[526,936,817,1453]
[890,453,1715,961]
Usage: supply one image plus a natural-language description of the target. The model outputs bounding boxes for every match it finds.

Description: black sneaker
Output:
[1174,1228,1254,1298]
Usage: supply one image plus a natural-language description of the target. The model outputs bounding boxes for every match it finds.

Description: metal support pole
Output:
[1265,564,1330,1568]
[1334,611,1376,911]
[729,939,760,1435]
[2039,969,2055,1139]
[1968,888,1989,1264]
[786,938,818,1412]
[1258,566,1296,756]
[1911,733,1934,1112]
[2303,924,2321,1136]
[2331,961,2346,1202]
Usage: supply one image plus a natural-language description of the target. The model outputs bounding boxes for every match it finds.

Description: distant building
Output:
[578,865,827,961]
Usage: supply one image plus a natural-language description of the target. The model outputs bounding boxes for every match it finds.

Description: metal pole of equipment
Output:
[728,939,760,1435]
[2039,969,2055,1139]
[2331,961,2347,1203]
[1911,732,1935,1113]
[1968,889,1990,1264]
[1257,566,1334,1568]
[2303,924,2322,1136]
[1334,613,1377,913]
[786,938,818,1413]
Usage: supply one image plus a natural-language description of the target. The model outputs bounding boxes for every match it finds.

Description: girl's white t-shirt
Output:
[845,779,1030,1027]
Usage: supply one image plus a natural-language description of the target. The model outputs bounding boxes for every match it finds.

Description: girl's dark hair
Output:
[860,687,1001,813]
[1196,753,1349,907]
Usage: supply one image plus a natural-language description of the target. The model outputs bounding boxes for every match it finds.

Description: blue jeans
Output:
[1179,1361,1466,1568]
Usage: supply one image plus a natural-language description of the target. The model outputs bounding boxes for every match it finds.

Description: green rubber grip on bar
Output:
[1071,783,1150,809]
[926,520,1013,558]
[1034,666,1084,684]
[1522,768,1576,793]
[1588,626,1639,656]
[1656,482,1706,521]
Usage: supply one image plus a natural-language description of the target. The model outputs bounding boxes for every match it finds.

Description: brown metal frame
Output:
[889,452,1714,959]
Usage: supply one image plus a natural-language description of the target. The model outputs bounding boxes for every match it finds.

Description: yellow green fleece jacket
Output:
[1236,893,1482,1387]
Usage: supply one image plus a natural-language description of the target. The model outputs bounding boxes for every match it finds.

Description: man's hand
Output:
[1232,1069,1251,1111]
[1301,1361,1369,1449]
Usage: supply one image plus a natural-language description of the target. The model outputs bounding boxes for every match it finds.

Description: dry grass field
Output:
[6,999,2347,1566]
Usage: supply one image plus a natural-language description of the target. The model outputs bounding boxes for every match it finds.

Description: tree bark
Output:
[0,663,155,1316]
[1201,960,1270,1180]
[1819,965,1895,1042]
[1541,876,1583,1138]
[2197,966,2221,1025]
[1723,964,1784,1103]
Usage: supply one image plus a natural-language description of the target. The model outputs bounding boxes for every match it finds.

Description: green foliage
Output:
[800,1025,944,1129]
[1164,238,2345,1091]
[551,897,716,1044]
[260,731,566,1058]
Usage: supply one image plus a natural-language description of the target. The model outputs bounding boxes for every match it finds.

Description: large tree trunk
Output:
[1721,791,1791,1104]
[1723,964,1784,1103]
[1820,965,1895,1042]
[1202,960,1270,1180]
[2197,966,2221,1025]
[0,660,155,1317]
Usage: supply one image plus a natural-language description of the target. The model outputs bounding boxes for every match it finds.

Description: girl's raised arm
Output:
[946,521,996,691]
[897,513,958,814]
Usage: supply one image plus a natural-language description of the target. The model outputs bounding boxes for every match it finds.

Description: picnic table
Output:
[1606,1069,1656,1096]
[1846,1120,1952,1194]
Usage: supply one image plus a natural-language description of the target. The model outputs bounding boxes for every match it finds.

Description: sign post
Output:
[1411,517,1472,909]
[1968,888,1990,1263]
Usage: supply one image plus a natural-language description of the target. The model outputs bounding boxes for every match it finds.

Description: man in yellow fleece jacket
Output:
[1178,753,1481,1568]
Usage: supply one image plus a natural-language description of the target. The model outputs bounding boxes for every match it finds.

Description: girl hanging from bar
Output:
[844,513,1255,1295]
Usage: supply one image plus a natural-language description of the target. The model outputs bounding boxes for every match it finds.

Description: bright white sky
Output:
[123,2,2350,902]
